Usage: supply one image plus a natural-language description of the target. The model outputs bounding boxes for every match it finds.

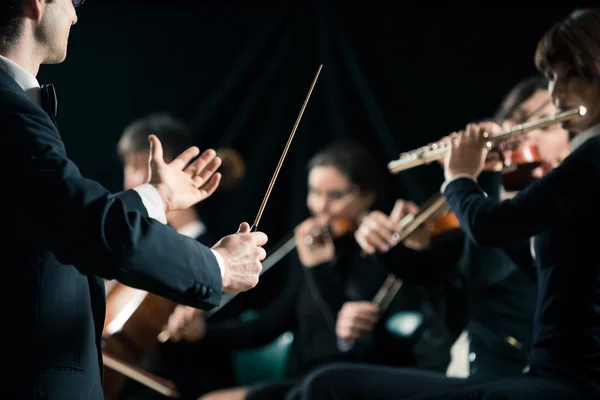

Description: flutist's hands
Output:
[444,122,500,181]
[148,135,222,213]
[162,305,206,343]
[436,123,503,172]
[212,222,268,293]
[355,199,429,255]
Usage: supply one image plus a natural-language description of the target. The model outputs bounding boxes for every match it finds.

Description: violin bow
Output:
[158,64,323,343]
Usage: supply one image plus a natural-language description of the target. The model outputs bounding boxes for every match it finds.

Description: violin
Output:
[425,208,460,237]
[497,142,548,191]
[329,217,357,236]
[305,217,357,247]
[402,193,461,241]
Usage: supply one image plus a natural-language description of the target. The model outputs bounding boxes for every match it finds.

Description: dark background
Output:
[38,1,590,257]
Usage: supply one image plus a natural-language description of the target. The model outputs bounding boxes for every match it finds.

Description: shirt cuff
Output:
[440,174,477,194]
[210,249,226,278]
[132,184,167,225]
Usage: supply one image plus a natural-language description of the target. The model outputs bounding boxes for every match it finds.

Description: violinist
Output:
[163,140,423,400]
[289,72,575,398]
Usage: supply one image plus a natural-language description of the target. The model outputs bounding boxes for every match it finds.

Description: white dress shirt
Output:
[0,55,225,277]
[177,220,207,239]
[570,122,600,151]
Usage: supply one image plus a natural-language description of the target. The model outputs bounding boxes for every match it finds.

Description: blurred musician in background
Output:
[163,140,449,400]
[363,74,570,382]
[117,114,216,246]
[112,114,243,399]
[290,68,577,398]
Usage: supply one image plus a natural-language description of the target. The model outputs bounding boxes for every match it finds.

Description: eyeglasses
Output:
[72,0,85,8]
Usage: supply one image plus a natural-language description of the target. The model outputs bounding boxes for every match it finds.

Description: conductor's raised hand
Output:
[148,134,222,213]
[212,222,268,293]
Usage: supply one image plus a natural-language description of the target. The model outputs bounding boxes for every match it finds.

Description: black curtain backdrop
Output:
[37,1,588,266]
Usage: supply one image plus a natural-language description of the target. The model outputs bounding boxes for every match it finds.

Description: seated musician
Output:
[117,113,216,246]
[163,140,450,400]
[111,113,245,399]
[290,69,574,399]
[447,74,571,379]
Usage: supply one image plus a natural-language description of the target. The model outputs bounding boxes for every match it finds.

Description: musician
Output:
[429,7,600,397]
[0,1,268,398]
[113,114,243,399]
[352,74,568,383]
[295,8,599,399]
[164,140,436,400]
[117,113,216,246]
[457,74,569,379]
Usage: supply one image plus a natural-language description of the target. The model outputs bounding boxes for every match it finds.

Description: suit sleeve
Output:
[2,105,222,309]
[442,139,599,247]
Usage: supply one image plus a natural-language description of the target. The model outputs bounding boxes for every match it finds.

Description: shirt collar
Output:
[0,54,41,105]
[570,122,600,151]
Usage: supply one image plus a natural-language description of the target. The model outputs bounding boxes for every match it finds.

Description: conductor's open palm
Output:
[147,135,222,213]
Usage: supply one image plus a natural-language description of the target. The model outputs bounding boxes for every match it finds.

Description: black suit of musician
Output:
[0,2,267,399]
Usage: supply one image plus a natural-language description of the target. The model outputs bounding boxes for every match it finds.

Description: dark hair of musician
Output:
[117,113,193,163]
[493,75,548,123]
[0,0,26,52]
[534,8,600,83]
[308,140,387,206]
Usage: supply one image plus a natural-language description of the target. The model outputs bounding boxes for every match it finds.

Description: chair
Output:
[231,310,294,385]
